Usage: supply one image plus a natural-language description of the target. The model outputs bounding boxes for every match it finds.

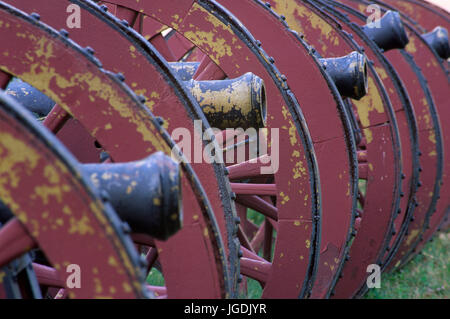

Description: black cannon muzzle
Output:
[83,152,182,241]
[362,10,409,52]
[183,72,267,130]
[422,26,450,60]
[320,51,368,100]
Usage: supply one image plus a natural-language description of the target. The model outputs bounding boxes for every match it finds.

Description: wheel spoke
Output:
[230,183,277,196]
[42,105,70,134]
[33,263,64,288]
[193,55,226,81]
[227,155,273,180]
[240,257,271,285]
[235,195,278,221]
[0,219,36,268]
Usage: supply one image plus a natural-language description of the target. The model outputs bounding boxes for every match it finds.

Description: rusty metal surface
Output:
[103,0,324,298]
[0,1,231,298]
[0,90,148,298]
[184,72,267,130]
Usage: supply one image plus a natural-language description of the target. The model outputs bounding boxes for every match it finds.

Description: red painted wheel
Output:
[266,0,421,298]
[332,0,449,279]
[211,0,359,299]
[0,1,231,298]
[101,0,324,298]
[376,0,450,33]
[308,0,427,297]
[9,0,245,298]
[0,91,149,299]
[438,210,449,232]
[324,0,445,280]
[154,0,360,299]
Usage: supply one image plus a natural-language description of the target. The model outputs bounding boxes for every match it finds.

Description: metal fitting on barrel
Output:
[422,26,450,60]
[169,62,200,81]
[362,10,409,52]
[183,72,267,130]
[82,151,182,241]
[320,51,368,100]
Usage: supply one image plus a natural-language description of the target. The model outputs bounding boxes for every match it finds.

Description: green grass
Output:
[146,268,165,286]
[147,206,448,299]
[365,231,449,299]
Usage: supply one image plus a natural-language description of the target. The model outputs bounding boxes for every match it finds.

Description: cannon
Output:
[319,51,368,100]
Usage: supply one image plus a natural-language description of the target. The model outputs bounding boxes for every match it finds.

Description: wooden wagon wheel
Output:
[101,0,325,298]
[331,0,449,278]
[0,2,231,298]
[0,91,149,299]
[113,0,361,299]
[324,0,446,279]
[265,0,422,298]
[373,0,450,33]
[307,0,427,297]
[317,0,450,288]
[205,0,360,299]
[8,0,248,298]
[345,0,450,270]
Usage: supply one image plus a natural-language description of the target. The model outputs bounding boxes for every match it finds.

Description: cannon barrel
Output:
[6,70,267,131]
[319,51,368,100]
[183,72,267,130]
[0,200,12,224]
[169,62,200,81]
[5,78,55,117]
[362,10,409,52]
[0,152,182,240]
[422,26,450,60]
[83,152,182,241]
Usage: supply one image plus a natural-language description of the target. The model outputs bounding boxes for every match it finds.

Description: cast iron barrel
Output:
[422,26,450,60]
[6,71,267,131]
[319,51,368,100]
[83,152,182,241]
[362,10,409,52]
[169,62,200,81]
[183,72,267,130]
[0,152,182,241]
[0,201,11,225]
[5,78,55,117]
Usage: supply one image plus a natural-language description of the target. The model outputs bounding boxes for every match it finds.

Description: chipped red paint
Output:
[103,0,322,298]
[0,91,146,298]
[213,0,358,299]
[0,0,447,300]
[0,1,229,298]
[264,0,410,298]
[329,0,445,280]
[380,0,450,32]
